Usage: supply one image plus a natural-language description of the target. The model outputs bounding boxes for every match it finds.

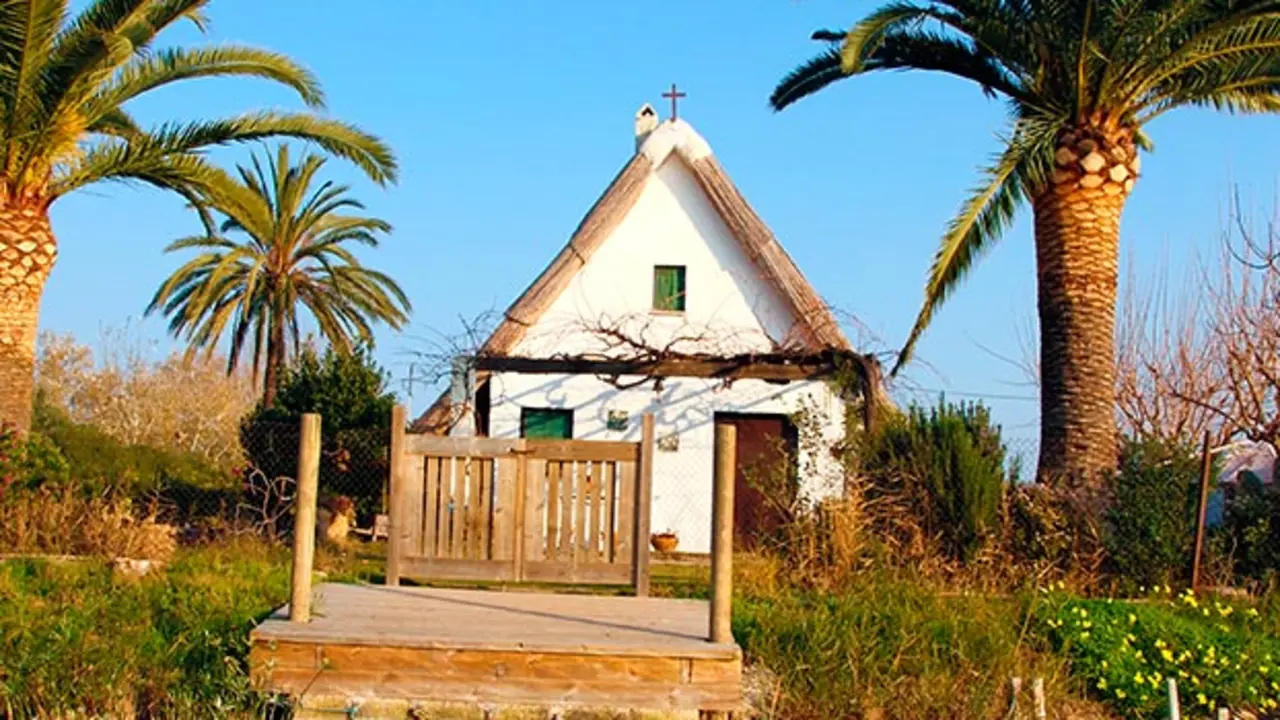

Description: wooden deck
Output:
[250,583,742,717]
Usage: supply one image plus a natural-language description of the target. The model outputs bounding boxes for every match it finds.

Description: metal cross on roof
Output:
[661,83,687,120]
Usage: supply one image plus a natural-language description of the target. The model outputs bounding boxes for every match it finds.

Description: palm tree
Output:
[147,145,410,407]
[771,0,1280,485]
[0,0,397,433]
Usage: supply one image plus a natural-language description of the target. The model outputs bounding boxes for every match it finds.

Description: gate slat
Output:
[574,461,590,561]
[478,459,493,558]
[616,460,636,564]
[450,457,466,558]
[545,461,561,561]
[424,456,441,557]
[467,457,482,557]
[587,460,603,562]
[404,454,425,556]
[494,457,514,561]
[604,460,617,563]
[559,461,574,559]
[525,459,547,562]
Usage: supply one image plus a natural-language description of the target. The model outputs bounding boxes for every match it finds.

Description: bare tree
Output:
[1115,193,1279,447]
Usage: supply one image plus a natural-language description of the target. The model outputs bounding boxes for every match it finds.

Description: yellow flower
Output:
[1115,689,1126,699]
[1162,649,1175,662]
[1247,608,1260,618]
[1128,613,1137,624]
[1197,693,1208,706]
[1134,672,1144,684]
[1080,632,1091,640]
[1101,660,1109,670]
[1097,678,1108,690]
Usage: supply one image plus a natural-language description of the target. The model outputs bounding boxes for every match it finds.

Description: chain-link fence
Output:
[141,420,391,542]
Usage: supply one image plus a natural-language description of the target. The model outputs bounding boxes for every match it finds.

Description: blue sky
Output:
[43,1,1280,450]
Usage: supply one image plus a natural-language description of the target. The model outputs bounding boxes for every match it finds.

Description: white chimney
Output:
[634,103,658,151]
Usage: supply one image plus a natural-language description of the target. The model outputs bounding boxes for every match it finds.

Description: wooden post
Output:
[289,413,321,623]
[632,413,655,596]
[1009,677,1021,716]
[710,422,735,644]
[513,440,529,582]
[385,405,407,587]
[1191,431,1212,592]
[1032,677,1046,720]
[1168,678,1181,720]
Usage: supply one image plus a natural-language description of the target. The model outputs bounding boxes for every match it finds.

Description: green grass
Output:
[0,539,289,718]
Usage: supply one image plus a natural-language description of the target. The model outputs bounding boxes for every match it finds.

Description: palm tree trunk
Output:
[1033,127,1139,486]
[0,206,57,434]
[262,304,286,407]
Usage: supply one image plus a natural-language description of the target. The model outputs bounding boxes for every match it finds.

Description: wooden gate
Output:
[386,411,654,588]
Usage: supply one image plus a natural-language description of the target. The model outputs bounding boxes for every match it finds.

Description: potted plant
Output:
[650,530,679,554]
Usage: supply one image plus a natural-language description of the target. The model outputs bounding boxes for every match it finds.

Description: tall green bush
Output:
[1104,440,1202,589]
[861,399,1006,560]
[242,344,395,517]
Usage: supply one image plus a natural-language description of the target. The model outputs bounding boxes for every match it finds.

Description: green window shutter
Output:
[653,265,686,312]
[521,408,573,439]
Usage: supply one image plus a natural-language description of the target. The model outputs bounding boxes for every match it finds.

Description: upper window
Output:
[652,265,687,313]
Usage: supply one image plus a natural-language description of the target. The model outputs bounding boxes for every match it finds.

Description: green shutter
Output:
[521,409,573,439]
[653,265,686,312]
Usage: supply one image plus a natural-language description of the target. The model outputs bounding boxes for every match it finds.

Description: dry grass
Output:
[0,487,176,564]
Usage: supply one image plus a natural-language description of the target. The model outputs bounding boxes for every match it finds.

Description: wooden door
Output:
[715,414,798,550]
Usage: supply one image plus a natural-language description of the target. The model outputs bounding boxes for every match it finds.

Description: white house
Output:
[415,105,868,554]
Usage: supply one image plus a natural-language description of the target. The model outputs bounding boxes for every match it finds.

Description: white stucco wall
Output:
[486,371,846,554]
[512,157,805,358]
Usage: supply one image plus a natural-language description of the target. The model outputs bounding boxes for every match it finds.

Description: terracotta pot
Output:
[651,533,679,554]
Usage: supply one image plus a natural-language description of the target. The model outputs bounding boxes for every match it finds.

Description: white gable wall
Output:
[512,157,803,358]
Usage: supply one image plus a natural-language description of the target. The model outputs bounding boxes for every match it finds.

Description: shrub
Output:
[1212,475,1280,586]
[859,399,1007,560]
[33,398,234,502]
[1104,440,1203,590]
[0,424,69,495]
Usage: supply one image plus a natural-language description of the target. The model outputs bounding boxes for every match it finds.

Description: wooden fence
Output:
[386,407,654,590]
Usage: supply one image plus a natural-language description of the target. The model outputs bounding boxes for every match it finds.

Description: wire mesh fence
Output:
[142,420,391,542]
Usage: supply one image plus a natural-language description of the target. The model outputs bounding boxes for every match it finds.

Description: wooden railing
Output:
[386,406,654,590]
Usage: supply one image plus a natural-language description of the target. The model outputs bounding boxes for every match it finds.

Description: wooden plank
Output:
[318,646,684,682]
[559,461,574,559]
[451,457,467,559]
[616,460,636,566]
[424,456,441,558]
[405,434,521,457]
[493,456,516,561]
[710,423,736,643]
[523,458,546,564]
[386,406,407,586]
[479,459,493,558]
[574,461,590,561]
[261,670,741,711]
[399,556,517,582]
[521,561,632,585]
[524,439,639,462]
[403,453,426,557]
[634,413,655,596]
[467,457,483,558]
[544,461,561,560]
[587,461,604,562]
[604,460,617,563]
